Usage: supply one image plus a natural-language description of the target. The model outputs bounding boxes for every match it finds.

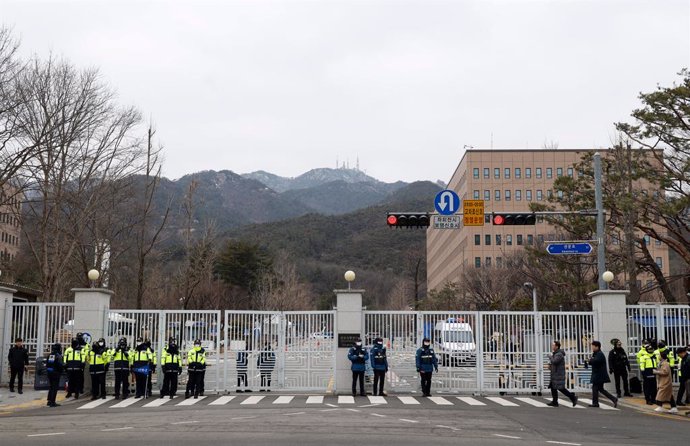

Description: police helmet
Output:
[658,340,666,348]
[194,339,201,346]
[76,332,84,338]
[52,343,62,354]
[71,338,79,348]
[646,344,654,352]
[422,337,431,343]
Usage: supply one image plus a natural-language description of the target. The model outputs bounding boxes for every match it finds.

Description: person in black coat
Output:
[608,339,631,398]
[589,341,618,408]
[46,343,64,407]
[8,337,29,394]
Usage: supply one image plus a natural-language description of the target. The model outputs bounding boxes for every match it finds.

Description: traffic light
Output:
[491,212,536,225]
[386,212,430,228]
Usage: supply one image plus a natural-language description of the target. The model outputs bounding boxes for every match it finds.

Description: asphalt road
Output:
[1,394,687,446]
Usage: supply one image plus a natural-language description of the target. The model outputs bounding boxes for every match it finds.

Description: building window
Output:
[537,234,544,244]
[505,190,511,201]
[474,190,480,199]
[473,168,480,179]
[504,168,511,179]
[536,168,542,179]
[495,190,501,201]
[483,168,490,179]
[506,235,513,246]
[536,190,543,201]
[474,234,481,246]
[485,257,492,267]
[546,168,553,179]
[515,190,522,201]
[527,234,534,245]
[496,234,502,245]
[484,190,490,201]
[494,168,500,179]
[643,235,650,246]
[496,257,503,267]
[526,190,532,201]
[515,168,521,179]
[557,167,563,177]
[475,257,481,268]
[557,190,564,199]
[517,234,523,245]
[547,190,553,199]
[567,167,574,177]
[655,238,662,246]
[525,168,532,179]
[485,234,491,246]
[655,257,663,268]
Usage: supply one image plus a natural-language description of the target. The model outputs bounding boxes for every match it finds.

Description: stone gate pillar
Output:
[589,289,629,382]
[334,289,364,395]
[0,286,16,385]
[72,288,113,342]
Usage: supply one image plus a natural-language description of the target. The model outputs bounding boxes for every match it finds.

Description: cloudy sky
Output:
[1,0,689,183]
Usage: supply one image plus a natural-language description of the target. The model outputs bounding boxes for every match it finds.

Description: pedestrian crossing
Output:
[71,394,620,411]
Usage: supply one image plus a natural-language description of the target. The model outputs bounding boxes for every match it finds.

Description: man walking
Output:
[46,343,63,407]
[8,337,29,394]
[588,341,618,408]
[415,337,438,397]
[547,341,578,407]
[608,338,632,398]
[348,338,368,396]
[370,337,388,396]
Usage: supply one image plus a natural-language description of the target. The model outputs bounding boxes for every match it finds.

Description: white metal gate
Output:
[1,302,74,385]
[364,310,596,394]
[223,311,335,391]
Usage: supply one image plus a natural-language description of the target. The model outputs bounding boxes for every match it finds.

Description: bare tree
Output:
[252,251,313,311]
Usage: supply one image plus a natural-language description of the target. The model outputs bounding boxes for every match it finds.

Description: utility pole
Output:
[594,152,607,290]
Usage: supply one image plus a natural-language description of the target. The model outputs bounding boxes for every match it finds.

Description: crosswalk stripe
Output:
[177,396,207,406]
[273,396,294,404]
[367,396,387,404]
[77,397,115,410]
[429,396,453,406]
[338,396,355,404]
[110,398,140,408]
[241,396,265,405]
[398,396,420,405]
[457,397,486,406]
[541,397,584,409]
[142,397,176,408]
[209,396,236,406]
[514,397,549,408]
[306,396,323,404]
[577,398,618,410]
[486,397,519,407]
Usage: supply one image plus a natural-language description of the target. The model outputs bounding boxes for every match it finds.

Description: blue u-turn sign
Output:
[434,190,460,215]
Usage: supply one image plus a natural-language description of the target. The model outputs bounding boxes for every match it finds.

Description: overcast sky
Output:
[2,0,689,183]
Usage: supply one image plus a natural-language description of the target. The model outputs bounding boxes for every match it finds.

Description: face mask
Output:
[98,342,105,347]
[423,342,430,347]
[355,342,362,347]
[377,342,383,346]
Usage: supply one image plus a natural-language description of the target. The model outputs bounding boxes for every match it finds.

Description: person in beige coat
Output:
[653,350,678,413]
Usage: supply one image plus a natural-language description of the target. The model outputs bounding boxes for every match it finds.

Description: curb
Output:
[0,393,67,415]
[618,397,690,418]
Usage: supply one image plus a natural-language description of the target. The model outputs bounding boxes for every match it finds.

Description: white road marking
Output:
[177,396,206,406]
[325,403,339,407]
[142,397,174,408]
[77,397,115,410]
[273,396,294,404]
[306,396,324,404]
[429,396,453,405]
[27,433,65,437]
[457,397,486,406]
[371,413,387,418]
[101,427,133,432]
[347,408,361,412]
[110,398,139,408]
[241,396,265,405]
[321,408,340,412]
[368,396,387,404]
[338,396,355,404]
[399,418,419,423]
[542,397,584,409]
[284,412,306,416]
[577,398,618,411]
[436,425,454,429]
[209,396,236,406]
[398,396,420,405]
[231,416,256,420]
[171,421,199,425]
[514,397,549,408]
[494,434,522,439]
[486,397,519,407]
[546,442,582,446]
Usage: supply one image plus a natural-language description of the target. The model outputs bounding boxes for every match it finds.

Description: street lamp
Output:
[602,271,615,287]
[87,269,100,288]
[524,282,537,312]
[344,270,356,290]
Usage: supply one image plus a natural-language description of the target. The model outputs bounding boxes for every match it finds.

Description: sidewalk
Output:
[617,395,690,418]
[0,387,68,415]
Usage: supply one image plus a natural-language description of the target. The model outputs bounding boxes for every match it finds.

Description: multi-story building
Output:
[0,185,21,262]
[426,148,670,294]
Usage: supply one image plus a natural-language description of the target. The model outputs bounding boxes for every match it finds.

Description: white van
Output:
[433,318,476,366]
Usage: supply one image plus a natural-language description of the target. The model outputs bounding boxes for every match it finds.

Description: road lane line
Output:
[241,396,265,405]
[110,398,140,408]
[143,397,175,408]
[429,396,453,405]
[398,396,420,405]
[325,403,338,407]
[514,397,549,408]
[284,412,306,416]
[577,398,618,411]
[101,427,133,432]
[546,442,581,446]
[77,396,115,410]
[177,396,207,406]
[371,413,387,418]
[486,397,519,407]
[494,434,522,439]
[231,416,256,420]
[457,397,486,406]
[347,408,361,412]
[436,425,454,429]
[542,397,584,409]
[399,419,419,423]
[306,396,324,404]
[321,408,340,412]
[338,396,355,404]
[273,396,295,404]
[367,396,387,404]
[209,396,236,406]
[28,433,65,437]
[171,421,199,425]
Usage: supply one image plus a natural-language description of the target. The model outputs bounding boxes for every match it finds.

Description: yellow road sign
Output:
[463,200,485,226]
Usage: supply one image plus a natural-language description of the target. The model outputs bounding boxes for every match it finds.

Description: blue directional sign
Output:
[547,243,593,255]
[434,190,460,216]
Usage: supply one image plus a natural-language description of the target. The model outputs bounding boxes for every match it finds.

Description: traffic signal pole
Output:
[594,152,607,290]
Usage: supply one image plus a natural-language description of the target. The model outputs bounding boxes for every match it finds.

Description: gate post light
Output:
[88,269,100,288]
[602,271,614,285]
[344,270,356,290]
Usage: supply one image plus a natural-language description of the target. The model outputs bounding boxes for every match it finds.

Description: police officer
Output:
[186,339,206,399]
[64,338,86,399]
[676,347,690,406]
[416,337,438,397]
[88,338,109,400]
[348,338,368,397]
[160,338,182,399]
[608,338,632,398]
[75,332,90,395]
[132,338,151,398]
[145,339,156,397]
[46,343,64,407]
[112,337,132,400]
[636,339,649,373]
[370,337,388,396]
[640,343,658,405]
[655,340,676,375]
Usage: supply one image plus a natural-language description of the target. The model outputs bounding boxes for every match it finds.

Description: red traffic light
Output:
[387,215,398,225]
[493,215,505,225]
[386,212,430,228]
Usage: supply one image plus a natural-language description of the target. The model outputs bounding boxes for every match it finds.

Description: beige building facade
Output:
[0,185,21,263]
[426,149,670,293]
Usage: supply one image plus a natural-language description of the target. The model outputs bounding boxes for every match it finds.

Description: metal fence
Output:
[363,310,596,394]
[1,302,74,385]
[223,311,335,392]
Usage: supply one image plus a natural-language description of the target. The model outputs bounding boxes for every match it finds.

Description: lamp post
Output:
[524,282,537,312]
[602,271,615,288]
[87,269,100,288]
[344,270,356,290]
